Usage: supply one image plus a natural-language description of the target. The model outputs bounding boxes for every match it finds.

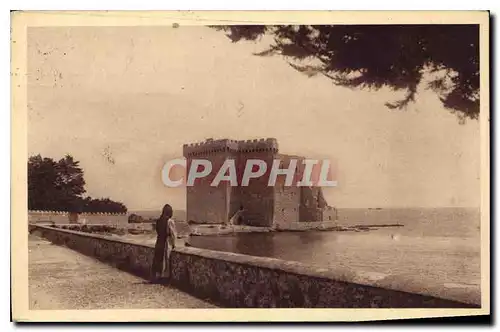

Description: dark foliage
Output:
[213,25,479,119]
[28,154,127,213]
[28,154,86,211]
[80,196,128,214]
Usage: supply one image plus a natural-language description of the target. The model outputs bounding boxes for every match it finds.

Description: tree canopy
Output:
[80,196,128,214]
[213,25,479,120]
[28,154,127,213]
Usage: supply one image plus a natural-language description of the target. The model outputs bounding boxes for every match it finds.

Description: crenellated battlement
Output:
[183,138,279,156]
[183,138,239,157]
[28,210,127,216]
[237,138,279,153]
[29,210,68,215]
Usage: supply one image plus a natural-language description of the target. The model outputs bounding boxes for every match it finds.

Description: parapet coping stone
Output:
[32,224,480,307]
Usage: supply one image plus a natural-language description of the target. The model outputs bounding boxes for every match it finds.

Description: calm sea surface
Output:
[188,208,481,289]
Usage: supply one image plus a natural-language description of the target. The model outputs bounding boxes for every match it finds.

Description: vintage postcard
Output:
[11,11,490,322]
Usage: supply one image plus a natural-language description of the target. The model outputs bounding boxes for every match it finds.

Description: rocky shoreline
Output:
[44,220,404,239]
[189,221,404,236]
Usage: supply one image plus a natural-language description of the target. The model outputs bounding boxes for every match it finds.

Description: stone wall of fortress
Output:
[183,138,336,226]
[183,138,279,226]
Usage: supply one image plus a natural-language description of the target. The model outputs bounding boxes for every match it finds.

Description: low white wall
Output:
[28,211,128,225]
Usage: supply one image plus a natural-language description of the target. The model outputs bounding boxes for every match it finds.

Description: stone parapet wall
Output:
[29,225,479,308]
[170,247,479,308]
[29,225,154,278]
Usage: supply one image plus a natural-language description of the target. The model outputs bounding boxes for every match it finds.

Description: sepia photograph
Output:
[11,11,490,322]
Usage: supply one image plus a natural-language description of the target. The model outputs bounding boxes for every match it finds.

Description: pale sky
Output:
[27,26,480,210]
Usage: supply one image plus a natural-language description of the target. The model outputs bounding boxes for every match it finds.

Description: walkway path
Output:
[28,235,216,309]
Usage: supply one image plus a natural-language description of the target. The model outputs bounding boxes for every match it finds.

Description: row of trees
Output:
[28,154,127,213]
[79,197,128,214]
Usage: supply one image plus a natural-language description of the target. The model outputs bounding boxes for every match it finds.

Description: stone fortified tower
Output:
[183,138,336,226]
[183,138,278,225]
